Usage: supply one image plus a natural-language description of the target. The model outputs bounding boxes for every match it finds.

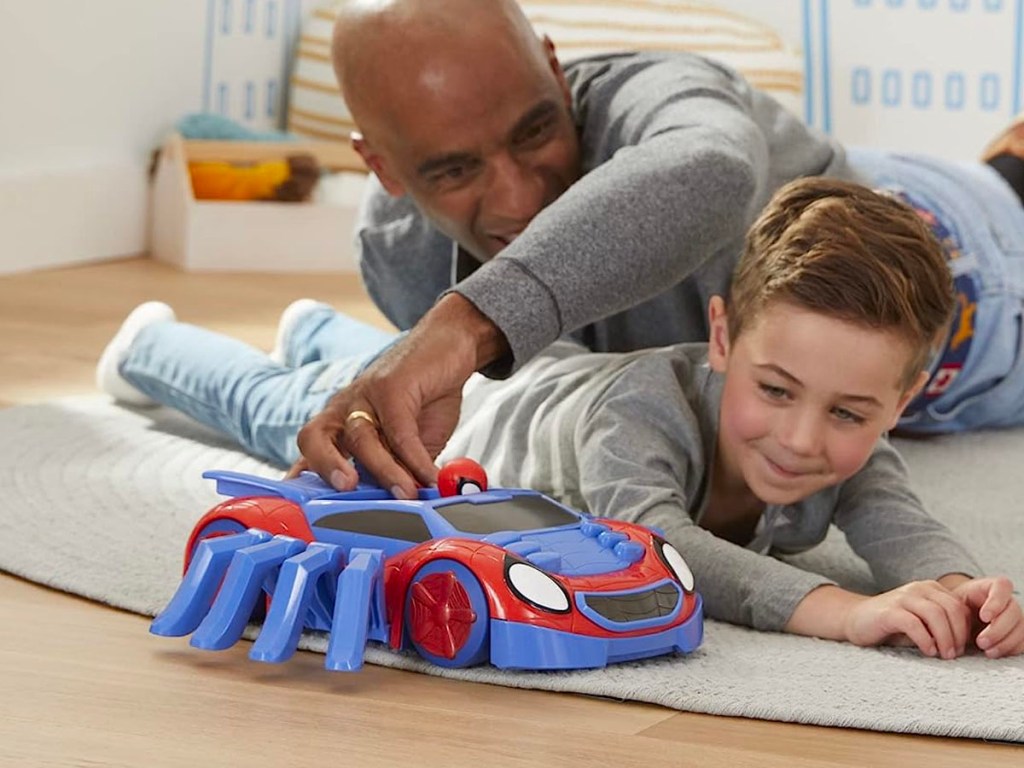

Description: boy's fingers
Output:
[981,616,1024,658]
[976,603,1023,652]
[926,587,971,655]
[889,612,936,657]
[978,578,1014,623]
[907,595,958,659]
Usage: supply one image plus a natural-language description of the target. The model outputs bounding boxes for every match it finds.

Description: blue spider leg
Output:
[325,548,387,672]
[190,535,307,651]
[249,542,346,664]
[150,529,272,637]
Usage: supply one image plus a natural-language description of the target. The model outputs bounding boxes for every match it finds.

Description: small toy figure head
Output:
[438,457,489,497]
[331,0,582,263]
[707,177,955,506]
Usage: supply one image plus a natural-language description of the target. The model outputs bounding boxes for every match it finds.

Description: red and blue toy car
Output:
[151,459,703,671]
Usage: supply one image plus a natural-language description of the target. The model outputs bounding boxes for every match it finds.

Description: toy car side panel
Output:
[185,496,315,567]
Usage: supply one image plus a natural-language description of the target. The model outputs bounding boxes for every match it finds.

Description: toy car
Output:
[151,458,703,671]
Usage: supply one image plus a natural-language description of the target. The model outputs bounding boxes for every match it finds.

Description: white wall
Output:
[0,2,202,274]
[0,0,304,275]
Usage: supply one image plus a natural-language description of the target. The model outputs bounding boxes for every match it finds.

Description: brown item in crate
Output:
[188,154,321,202]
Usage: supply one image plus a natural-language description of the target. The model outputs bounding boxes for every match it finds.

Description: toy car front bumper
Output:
[488,594,703,670]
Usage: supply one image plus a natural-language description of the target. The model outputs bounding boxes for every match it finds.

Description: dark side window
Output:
[435,495,579,534]
[314,510,432,543]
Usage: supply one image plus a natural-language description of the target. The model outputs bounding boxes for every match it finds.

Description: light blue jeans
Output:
[849,148,1024,433]
[119,305,398,467]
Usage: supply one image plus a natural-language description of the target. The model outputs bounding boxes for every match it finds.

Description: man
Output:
[294,0,853,497]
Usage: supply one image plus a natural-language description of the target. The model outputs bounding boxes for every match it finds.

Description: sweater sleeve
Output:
[455,59,769,372]
[573,358,835,631]
[832,439,981,589]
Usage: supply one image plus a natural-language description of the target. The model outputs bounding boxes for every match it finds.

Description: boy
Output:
[98,178,1024,659]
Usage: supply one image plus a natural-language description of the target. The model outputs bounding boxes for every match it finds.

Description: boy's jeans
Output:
[849,148,1024,432]
[119,306,398,467]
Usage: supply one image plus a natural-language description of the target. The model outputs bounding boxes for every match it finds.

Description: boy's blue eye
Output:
[832,407,866,425]
[758,383,789,400]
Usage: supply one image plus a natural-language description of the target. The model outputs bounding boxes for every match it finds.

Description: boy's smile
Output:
[708,298,926,507]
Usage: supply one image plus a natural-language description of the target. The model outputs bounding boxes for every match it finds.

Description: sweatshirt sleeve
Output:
[832,439,981,589]
[573,358,835,631]
[454,57,771,373]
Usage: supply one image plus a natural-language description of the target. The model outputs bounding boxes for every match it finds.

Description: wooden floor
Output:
[0,258,1019,767]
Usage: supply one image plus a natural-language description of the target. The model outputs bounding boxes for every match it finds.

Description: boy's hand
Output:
[949,577,1024,658]
[844,581,971,659]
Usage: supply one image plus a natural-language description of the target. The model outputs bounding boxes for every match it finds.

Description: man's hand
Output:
[291,294,509,498]
[948,576,1024,658]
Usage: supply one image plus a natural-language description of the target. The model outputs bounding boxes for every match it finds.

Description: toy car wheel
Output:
[187,517,268,621]
[405,559,489,668]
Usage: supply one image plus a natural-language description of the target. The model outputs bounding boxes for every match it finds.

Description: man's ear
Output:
[707,295,730,373]
[890,369,929,429]
[541,35,573,112]
[352,133,406,197]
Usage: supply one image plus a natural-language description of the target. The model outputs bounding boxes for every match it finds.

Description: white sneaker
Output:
[269,298,323,366]
[96,301,177,406]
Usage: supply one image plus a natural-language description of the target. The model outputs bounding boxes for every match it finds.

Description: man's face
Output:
[708,299,923,507]
[354,37,582,260]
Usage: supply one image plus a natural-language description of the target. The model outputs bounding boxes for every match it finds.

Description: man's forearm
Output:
[423,293,510,371]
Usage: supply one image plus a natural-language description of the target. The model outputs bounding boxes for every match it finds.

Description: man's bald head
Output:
[332,0,551,137]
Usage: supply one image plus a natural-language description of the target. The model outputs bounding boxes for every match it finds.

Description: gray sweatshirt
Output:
[439,341,980,631]
[355,51,855,374]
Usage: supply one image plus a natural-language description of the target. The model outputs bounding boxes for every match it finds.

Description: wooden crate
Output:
[149,133,368,272]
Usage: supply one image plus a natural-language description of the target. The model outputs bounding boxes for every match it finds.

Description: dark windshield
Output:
[435,495,579,534]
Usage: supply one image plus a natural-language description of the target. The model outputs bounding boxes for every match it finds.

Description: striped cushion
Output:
[286,0,804,143]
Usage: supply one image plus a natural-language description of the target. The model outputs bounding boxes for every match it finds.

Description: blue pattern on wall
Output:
[801,0,1023,155]
[202,0,300,129]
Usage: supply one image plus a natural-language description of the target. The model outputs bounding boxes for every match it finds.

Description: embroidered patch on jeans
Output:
[888,189,978,414]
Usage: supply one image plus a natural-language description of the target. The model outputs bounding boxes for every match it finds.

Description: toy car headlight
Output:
[656,539,695,592]
[504,558,570,613]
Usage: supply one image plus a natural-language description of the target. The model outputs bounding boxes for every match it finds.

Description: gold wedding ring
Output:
[346,409,378,429]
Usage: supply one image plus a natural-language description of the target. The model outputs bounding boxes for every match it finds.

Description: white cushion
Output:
[287,0,804,142]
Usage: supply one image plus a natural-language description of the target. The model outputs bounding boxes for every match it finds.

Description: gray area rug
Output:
[2,396,1023,742]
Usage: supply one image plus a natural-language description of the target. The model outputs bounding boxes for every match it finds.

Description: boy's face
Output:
[707,298,927,506]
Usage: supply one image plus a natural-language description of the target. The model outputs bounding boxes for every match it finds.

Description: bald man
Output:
[289,0,855,494]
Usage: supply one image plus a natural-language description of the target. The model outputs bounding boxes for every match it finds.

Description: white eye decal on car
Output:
[658,541,695,592]
[506,561,570,612]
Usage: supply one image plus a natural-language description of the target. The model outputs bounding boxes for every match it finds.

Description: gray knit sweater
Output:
[355,51,855,374]
[439,341,981,631]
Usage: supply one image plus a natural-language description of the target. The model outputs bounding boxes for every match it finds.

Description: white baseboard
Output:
[0,160,148,276]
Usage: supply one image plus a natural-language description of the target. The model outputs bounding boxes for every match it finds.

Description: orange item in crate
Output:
[188,154,320,202]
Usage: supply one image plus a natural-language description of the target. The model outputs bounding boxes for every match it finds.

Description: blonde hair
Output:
[729,177,955,388]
